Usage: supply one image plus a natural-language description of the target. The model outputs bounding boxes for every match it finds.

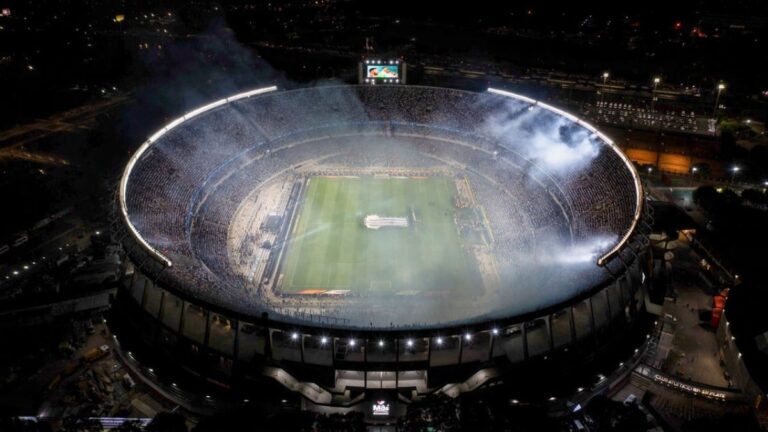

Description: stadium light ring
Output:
[486,88,644,266]
[120,85,644,334]
[118,86,279,268]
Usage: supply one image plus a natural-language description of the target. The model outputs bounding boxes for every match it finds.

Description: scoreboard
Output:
[359,58,406,84]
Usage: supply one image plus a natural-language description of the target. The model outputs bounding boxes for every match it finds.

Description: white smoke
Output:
[547,235,618,265]
[481,99,602,175]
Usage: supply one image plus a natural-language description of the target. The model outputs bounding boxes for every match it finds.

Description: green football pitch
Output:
[279,176,483,297]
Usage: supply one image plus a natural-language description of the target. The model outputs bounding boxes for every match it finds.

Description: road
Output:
[0,94,129,165]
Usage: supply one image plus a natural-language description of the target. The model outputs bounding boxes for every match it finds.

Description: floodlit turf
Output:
[280,176,482,297]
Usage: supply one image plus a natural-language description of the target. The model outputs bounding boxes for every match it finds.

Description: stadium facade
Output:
[112,85,651,406]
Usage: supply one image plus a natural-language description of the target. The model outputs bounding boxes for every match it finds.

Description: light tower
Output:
[651,77,661,111]
[600,72,609,105]
[713,82,726,118]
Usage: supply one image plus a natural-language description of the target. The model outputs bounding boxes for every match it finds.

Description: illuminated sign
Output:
[372,400,390,416]
[366,65,398,79]
[360,59,404,84]
[652,374,727,400]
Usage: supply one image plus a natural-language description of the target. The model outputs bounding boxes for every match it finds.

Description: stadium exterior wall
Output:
[113,234,650,394]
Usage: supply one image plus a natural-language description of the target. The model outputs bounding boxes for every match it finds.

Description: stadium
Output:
[112,84,651,410]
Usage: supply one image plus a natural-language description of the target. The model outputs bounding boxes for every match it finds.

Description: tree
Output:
[584,396,650,432]
[114,420,145,432]
[691,162,711,178]
[147,413,187,432]
[693,186,718,211]
[742,189,768,206]
[682,412,761,432]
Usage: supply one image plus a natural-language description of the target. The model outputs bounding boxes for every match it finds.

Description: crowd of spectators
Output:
[121,85,642,327]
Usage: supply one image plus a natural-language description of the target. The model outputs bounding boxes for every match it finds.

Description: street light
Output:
[713,83,726,118]
[731,166,740,183]
[600,72,609,105]
[651,77,661,111]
